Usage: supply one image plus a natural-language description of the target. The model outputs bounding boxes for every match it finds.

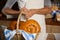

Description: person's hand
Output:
[21,7,36,18]
[25,9,36,18]
[21,7,30,18]
[43,7,52,14]
[21,7,29,14]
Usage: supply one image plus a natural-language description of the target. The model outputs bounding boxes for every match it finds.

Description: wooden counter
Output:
[0,15,60,26]
[45,18,60,26]
[46,18,60,33]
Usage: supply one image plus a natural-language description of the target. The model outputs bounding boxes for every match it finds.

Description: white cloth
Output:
[4,29,16,40]
[18,0,44,9]
[2,0,51,9]
[4,29,36,40]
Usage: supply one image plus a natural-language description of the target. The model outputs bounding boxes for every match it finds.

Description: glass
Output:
[56,12,60,21]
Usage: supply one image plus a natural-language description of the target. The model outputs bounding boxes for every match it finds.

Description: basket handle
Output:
[16,10,23,34]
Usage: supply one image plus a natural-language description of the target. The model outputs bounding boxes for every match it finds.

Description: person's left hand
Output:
[25,9,36,18]
[21,7,36,18]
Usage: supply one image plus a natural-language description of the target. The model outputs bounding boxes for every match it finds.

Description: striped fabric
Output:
[20,30,36,40]
[51,10,60,19]
[4,29,36,40]
[4,29,16,40]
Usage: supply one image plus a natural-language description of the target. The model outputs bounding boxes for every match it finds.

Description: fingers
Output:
[20,7,35,18]
[25,14,31,18]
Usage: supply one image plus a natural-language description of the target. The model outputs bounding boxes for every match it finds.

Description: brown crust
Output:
[8,21,17,30]
[19,19,41,34]
[9,19,41,33]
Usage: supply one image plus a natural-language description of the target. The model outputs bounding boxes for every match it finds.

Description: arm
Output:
[21,7,52,18]
[32,6,52,15]
[3,8,20,15]
[2,0,18,15]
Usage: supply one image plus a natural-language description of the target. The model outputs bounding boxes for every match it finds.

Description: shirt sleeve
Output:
[17,0,26,9]
[2,0,17,14]
[3,0,17,9]
[44,0,51,7]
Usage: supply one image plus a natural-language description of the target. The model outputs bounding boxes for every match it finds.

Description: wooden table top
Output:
[0,15,60,26]
[45,18,60,26]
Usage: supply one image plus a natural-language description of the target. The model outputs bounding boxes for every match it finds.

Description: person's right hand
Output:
[20,7,29,14]
[20,7,30,18]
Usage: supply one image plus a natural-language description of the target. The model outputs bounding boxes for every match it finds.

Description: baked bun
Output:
[8,21,17,30]
[19,19,41,34]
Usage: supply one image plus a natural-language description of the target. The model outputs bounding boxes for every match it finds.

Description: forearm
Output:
[32,7,52,15]
[3,8,20,15]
